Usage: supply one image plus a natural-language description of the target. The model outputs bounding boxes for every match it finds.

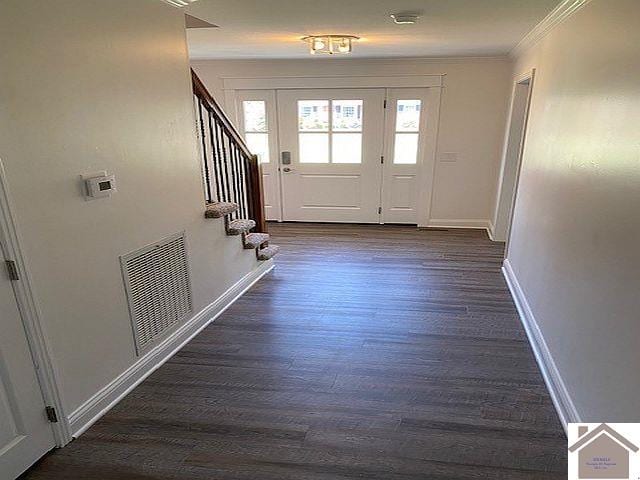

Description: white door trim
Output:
[416,87,441,227]
[224,76,443,227]
[0,159,72,447]
[223,74,443,91]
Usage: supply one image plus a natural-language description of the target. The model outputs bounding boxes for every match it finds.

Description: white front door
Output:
[0,244,55,479]
[236,90,281,221]
[277,89,385,223]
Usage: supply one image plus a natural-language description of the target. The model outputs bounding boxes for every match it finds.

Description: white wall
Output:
[192,58,512,227]
[507,0,640,421]
[0,0,261,420]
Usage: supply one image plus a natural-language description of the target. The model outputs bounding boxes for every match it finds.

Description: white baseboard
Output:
[502,259,580,434]
[487,221,496,241]
[426,218,491,229]
[68,260,275,438]
[422,218,492,239]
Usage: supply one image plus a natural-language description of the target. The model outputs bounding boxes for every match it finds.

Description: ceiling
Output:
[184,0,560,60]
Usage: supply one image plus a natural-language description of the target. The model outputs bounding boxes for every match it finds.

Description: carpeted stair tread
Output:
[244,233,270,249]
[227,218,256,235]
[257,245,279,261]
[205,202,238,219]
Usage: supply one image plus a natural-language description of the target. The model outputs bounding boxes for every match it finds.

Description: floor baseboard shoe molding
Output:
[68,260,275,439]
[501,259,580,434]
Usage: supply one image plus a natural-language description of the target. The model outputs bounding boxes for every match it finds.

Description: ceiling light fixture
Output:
[390,13,420,25]
[302,35,359,55]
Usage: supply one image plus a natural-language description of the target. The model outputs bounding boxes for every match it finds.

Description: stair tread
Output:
[205,202,239,219]
[244,232,270,249]
[227,218,256,235]
[257,245,279,261]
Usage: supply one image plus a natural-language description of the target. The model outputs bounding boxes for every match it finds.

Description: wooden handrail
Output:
[191,69,253,159]
[191,69,267,234]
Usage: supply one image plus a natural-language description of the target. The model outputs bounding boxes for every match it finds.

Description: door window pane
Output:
[332,133,362,164]
[393,133,419,164]
[245,133,270,164]
[243,101,267,132]
[333,100,363,131]
[396,100,421,132]
[298,100,329,131]
[299,133,329,163]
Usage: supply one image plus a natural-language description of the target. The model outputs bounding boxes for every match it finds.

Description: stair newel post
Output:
[247,153,267,234]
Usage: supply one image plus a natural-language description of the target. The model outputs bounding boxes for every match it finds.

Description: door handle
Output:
[282,167,294,173]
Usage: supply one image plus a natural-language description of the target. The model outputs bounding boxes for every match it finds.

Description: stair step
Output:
[204,202,238,219]
[257,245,279,261]
[227,218,256,235]
[244,233,269,249]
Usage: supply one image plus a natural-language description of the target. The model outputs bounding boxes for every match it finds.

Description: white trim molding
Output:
[502,259,580,433]
[0,159,72,446]
[425,218,492,230]
[69,260,275,437]
[222,74,443,91]
[510,0,591,58]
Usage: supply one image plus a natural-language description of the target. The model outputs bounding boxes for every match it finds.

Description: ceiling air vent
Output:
[120,232,193,355]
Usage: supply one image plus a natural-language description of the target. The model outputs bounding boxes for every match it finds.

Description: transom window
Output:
[242,100,269,163]
[298,99,363,164]
[393,99,422,164]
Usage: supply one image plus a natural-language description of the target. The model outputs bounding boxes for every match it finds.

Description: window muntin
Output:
[298,99,363,164]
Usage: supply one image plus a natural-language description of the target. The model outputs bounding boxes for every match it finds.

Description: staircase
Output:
[204,201,278,260]
[192,69,279,261]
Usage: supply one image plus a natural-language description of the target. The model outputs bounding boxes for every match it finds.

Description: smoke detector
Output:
[390,13,420,25]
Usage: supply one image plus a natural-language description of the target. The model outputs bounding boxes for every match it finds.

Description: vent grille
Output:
[121,232,193,355]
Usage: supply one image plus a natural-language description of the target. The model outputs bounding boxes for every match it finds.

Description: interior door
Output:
[381,89,431,224]
[0,243,55,479]
[277,89,385,223]
[236,90,281,221]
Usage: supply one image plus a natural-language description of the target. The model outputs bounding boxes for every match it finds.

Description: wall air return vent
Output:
[120,232,193,355]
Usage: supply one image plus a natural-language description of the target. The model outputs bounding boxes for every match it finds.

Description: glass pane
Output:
[298,100,329,131]
[332,100,363,131]
[395,100,421,132]
[299,133,329,163]
[243,101,267,132]
[245,133,270,164]
[332,133,362,164]
[393,133,419,164]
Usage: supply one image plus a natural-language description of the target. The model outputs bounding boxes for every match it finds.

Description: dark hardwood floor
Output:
[24,223,567,479]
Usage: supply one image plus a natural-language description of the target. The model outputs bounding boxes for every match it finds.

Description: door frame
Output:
[0,159,71,447]
[222,75,443,226]
[492,69,536,249]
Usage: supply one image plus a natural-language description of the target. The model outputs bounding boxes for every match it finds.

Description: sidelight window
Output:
[393,99,422,164]
[242,100,270,163]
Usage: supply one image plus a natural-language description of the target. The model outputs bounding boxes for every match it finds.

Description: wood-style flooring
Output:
[23,223,567,479]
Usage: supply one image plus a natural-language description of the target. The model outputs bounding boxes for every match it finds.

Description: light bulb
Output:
[337,40,350,53]
[313,39,325,50]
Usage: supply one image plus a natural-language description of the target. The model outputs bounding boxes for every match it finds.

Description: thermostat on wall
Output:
[83,172,117,199]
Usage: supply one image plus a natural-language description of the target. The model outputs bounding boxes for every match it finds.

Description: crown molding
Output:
[510,0,592,59]
[160,0,198,7]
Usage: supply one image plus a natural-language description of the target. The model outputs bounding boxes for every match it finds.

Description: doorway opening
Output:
[492,71,535,251]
